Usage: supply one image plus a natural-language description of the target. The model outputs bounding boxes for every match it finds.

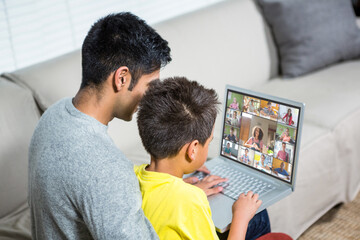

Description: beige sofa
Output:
[1,0,360,239]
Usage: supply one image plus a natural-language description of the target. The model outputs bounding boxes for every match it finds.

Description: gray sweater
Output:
[28,98,158,240]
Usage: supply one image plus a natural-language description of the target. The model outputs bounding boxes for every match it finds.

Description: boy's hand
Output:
[233,191,262,223]
[197,165,210,174]
[193,175,228,196]
[228,191,262,240]
[182,165,210,184]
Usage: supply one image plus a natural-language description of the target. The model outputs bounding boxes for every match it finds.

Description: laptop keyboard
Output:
[193,165,275,200]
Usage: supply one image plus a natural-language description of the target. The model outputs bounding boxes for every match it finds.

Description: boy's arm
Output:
[227,191,262,240]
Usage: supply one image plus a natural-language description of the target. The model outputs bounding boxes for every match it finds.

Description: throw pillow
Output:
[257,0,360,78]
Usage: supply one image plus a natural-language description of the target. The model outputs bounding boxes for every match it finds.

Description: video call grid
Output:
[221,90,301,183]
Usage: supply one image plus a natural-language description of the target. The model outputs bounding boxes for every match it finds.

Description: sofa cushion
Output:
[257,0,360,78]
[2,50,81,112]
[0,78,40,218]
[0,203,31,240]
[254,60,360,129]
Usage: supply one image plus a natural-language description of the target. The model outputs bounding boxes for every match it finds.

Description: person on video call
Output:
[225,127,238,143]
[229,97,239,110]
[256,154,270,171]
[273,162,290,180]
[240,148,251,164]
[260,102,276,118]
[224,142,232,156]
[282,108,294,125]
[249,99,258,114]
[244,126,264,152]
[279,128,291,143]
[230,111,241,127]
[276,142,289,163]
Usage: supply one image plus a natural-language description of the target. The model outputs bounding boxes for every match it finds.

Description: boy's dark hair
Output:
[81,12,171,90]
[137,77,219,160]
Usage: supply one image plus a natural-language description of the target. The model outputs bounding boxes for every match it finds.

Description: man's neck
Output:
[73,88,114,125]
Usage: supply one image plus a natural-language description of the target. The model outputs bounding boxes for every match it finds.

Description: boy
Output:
[135,77,263,239]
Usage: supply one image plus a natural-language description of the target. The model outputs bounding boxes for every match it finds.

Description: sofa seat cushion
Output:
[0,203,31,240]
[253,59,360,130]
[0,78,40,218]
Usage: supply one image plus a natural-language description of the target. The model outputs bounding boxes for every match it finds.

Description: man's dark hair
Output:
[81,12,171,90]
[137,77,219,160]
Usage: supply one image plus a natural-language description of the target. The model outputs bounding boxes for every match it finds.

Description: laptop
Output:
[189,85,305,233]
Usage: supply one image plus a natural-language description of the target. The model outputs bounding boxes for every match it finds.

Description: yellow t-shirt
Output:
[134,164,219,240]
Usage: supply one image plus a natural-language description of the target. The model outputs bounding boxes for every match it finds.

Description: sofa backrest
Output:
[154,0,278,101]
[0,77,40,218]
[3,50,82,113]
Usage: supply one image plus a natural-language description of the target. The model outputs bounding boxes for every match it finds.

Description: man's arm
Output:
[80,161,158,240]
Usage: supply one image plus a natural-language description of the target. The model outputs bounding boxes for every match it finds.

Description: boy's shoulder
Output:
[135,164,208,205]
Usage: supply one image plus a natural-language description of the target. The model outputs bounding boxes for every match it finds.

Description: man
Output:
[28,13,224,239]
[273,162,290,180]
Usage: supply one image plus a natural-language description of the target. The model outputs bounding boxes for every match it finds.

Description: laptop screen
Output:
[220,88,302,184]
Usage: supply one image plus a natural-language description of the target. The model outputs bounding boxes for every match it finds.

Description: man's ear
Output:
[186,140,199,163]
[114,66,129,92]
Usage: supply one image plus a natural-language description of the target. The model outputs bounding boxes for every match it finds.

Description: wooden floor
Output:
[298,191,360,240]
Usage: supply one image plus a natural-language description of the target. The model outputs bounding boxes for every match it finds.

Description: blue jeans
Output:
[217,209,271,240]
[245,209,271,240]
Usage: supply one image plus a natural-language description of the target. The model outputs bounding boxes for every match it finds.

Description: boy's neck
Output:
[146,155,186,178]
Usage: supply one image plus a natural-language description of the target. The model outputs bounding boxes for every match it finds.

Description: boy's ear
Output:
[114,66,129,92]
[186,140,199,163]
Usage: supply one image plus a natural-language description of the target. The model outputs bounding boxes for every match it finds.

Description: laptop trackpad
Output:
[208,193,234,233]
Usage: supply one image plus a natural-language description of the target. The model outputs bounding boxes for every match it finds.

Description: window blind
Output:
[0,0,224,73]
